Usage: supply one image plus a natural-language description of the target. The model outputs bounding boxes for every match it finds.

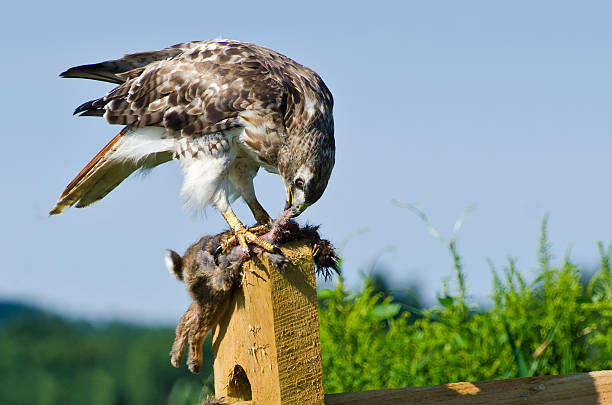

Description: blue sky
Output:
[1,1,611,323]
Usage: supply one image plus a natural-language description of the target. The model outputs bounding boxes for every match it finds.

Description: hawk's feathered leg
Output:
[225,157,271,226]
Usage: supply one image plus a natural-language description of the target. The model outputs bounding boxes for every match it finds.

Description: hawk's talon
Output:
[219,224,270,254]
[235,230,249,251]
[241,228,276,253]
[219,207,276,258]
[248,224,270,235]
[217,226,276,259]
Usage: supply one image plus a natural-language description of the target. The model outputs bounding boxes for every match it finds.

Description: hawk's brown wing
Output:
[59,42,197,84]
[71,40,288,137]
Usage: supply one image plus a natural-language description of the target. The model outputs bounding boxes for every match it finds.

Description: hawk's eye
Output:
[294,178,305,189]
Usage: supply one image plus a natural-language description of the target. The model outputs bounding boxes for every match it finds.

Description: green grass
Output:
[319,218,612,393]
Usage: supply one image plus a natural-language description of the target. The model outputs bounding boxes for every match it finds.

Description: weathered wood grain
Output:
[325,370,612,405]
[212,239,324,405]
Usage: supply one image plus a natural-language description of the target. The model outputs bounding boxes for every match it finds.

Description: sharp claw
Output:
[213,245,223,265]
[312,246,320,258]
[215,226,277,267]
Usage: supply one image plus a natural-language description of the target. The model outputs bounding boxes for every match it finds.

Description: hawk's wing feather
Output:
[69,40,287,137]
[50,127,173,215]
[59,42,195,84]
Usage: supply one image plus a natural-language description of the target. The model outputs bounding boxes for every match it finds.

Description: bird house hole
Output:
[227,364,252,401]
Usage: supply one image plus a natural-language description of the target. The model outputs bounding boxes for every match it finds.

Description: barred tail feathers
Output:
[49,127,174,215]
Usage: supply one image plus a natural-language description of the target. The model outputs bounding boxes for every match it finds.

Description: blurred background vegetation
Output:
[2,220,612,404]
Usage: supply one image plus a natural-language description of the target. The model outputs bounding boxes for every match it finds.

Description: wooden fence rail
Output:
[210,240,612,405]
[325,371,612,405]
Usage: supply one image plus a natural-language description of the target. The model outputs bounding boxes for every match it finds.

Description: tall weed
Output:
[319,219,612,393]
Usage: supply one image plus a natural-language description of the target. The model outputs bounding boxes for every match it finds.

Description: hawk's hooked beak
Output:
[284,185,306,218]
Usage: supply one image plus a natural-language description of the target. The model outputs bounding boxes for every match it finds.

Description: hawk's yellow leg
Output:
[246,197,271,226]
[221,206,276,253]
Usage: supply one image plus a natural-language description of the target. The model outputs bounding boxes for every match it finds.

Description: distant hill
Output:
[0,301,51,323]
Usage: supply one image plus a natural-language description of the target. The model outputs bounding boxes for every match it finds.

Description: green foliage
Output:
[0,309,208,405]
[319,222,612,393]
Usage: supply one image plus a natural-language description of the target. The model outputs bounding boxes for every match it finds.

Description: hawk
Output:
[50,39,335,252]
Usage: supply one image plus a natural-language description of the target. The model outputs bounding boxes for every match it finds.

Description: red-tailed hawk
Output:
[50,39,335,252]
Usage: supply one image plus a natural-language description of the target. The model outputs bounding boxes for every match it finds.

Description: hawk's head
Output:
[279,125,335,218]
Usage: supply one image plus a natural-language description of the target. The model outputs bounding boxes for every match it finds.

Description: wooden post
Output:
[212,239,325,405]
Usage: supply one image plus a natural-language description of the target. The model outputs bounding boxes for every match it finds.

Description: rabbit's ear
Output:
[165,249,183,281]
